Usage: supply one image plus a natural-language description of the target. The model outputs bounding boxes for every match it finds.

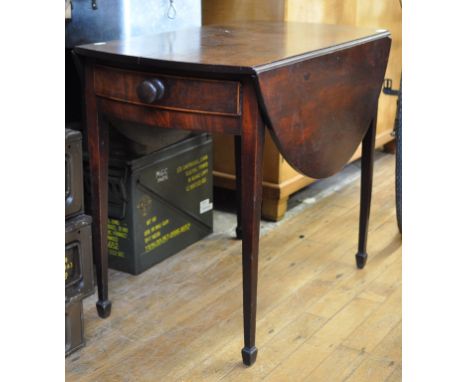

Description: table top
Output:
[78,21,391,180]
[75,21,389,74]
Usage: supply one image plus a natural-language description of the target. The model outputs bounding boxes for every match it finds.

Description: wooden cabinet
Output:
[202,0,285,23]
[204,0,402,220]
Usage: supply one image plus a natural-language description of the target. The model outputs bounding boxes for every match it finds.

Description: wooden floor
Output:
[66,152,401,382]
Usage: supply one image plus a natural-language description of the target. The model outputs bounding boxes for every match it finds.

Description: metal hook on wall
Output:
[168,0,177,19]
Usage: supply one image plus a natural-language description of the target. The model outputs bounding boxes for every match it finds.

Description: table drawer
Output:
[94,66,241,116]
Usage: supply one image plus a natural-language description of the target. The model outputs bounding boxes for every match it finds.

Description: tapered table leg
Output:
[234,135,243,240]
[84,66,112,318]
[240,83,265,366]
[355,116,377,269]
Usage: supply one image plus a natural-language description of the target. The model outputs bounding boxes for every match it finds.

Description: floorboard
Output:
[66,151,401,382]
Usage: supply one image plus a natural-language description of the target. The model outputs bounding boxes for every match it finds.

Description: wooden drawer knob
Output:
[136,79,165,104]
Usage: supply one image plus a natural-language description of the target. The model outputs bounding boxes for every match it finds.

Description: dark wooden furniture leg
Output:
[85,67,112,318]
[240,84,265,366]
[355,116,377,269]
[234,135,242,240]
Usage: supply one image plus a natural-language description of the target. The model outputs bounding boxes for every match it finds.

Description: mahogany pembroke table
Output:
[75,21,391,366]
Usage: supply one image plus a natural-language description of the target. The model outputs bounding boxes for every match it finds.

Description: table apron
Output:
[97,97,242,135]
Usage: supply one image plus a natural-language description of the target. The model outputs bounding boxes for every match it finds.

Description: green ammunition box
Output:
[65,299,84,357]
[65,214,94,301]
[65,128,84,218]
[85,134,213,275]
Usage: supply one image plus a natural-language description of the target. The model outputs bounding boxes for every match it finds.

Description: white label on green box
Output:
[200,199,213,214]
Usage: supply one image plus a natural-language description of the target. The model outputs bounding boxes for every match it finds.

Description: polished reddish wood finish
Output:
[234,135,243,240]
[76,21,391,367]
[239,82,265,366]
[75,22,389,75]
[257,38,391,178]
[94,66,241,116]
[98,98,241,135]
[84,65,112,318]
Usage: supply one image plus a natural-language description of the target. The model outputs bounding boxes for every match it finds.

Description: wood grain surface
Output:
[77,20,393,369]
[66,152,401,381]
[286,0,402,155]
[94,66,241,116]
[257,38,390,178]
[203,0,285,24]
[75,22,388,75]
[204,2,401,222]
